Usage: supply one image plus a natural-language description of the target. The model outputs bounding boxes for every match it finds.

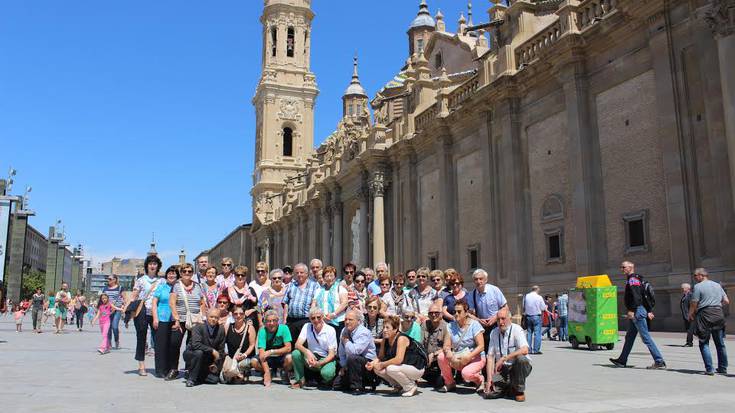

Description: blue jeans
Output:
[558,316,568,341]
[107,310,121,345]
[525,315,542,353]
[699,328,728,373]
[618,306,664,364]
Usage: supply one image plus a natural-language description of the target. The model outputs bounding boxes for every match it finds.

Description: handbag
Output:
[221,321,250,381]
[180,281,203,330]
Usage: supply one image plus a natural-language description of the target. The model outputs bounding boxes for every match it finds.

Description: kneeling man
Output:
[184,308,226,387]
[483,307,532,402]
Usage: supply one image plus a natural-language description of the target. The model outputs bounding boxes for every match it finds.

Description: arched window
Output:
[283,127,293,157]
[287,27,295,57]
[416,38,424,53]
[271,27,278,57]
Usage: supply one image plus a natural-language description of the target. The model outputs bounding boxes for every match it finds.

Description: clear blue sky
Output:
[1,0,488,267]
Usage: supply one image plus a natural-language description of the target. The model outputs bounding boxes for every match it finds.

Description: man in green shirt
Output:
[255,309,293,387]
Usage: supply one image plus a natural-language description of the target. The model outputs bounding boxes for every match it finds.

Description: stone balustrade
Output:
[414,102,439,132]
[448,75,480,110]
[515,19,565,68]
[577,0,617,30]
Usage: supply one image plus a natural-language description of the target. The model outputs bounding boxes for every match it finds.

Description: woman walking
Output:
[31,288,46,333]
[169,263,206,381]
[102,275,125,349]
[152,266,178,377]
[129,255,163,376]
[74,290,88,331]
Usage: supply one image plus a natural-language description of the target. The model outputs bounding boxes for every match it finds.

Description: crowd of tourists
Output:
[1,256,729,399]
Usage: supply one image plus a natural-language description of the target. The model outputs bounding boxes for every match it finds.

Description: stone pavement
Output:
[1,317,733,413]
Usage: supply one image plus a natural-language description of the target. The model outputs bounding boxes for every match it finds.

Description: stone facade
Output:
[200,224,253,270]
[248,0,735,331]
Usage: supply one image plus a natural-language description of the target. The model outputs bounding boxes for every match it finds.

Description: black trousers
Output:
[183,349,216,384]
[169,325,191,372]
[134,312,154,362]
[494,358,533,393]
[684,319,695,345]
[287,317,309,342]
[346,355,375,390]
[75,309,85,329]
[154,321,173,376]
[422,359,443,387]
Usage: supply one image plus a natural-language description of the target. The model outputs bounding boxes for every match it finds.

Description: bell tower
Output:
[252,0,318,225]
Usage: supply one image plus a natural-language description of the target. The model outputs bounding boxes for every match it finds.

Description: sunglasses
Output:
[380,283,390,287]
[310,316,323,321]
[429,311,441,316]
[395,282,404,286]
[367,306,379,310]
[345,271,355,274]
[236,274,246,277]
[402,317,415,321]
[418,275,427,279]
[355,280,365,284]
[432,278,442,282]
[222,263,232,267]
[271,277,282,280]
[217,301,229,305]
[233,312,245,317]
[257,270,267,273]
[182,269,193,273]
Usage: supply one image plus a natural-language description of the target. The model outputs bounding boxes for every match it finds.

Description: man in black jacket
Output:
[680,283,694,347]
[609,261,666,369]
[183,308,225,387]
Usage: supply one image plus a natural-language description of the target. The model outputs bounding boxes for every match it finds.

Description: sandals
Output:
[138,369,148,376]
[437,384,456,393]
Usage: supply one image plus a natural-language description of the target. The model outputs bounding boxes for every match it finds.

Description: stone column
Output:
[295,210,304,264]
[321,202,332,264]
[300,209,309,264]
[264,234,272,270]
[331,190,343,273]
[5,210,32,302]
[359,189,369,267]
[310,205,320,261]
[705,0,735,208]
[370,170,389,268]
[436,136,458,268]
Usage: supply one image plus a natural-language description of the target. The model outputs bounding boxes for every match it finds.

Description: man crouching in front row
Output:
[483,307,532,402]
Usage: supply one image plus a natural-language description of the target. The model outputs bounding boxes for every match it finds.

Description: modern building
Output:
[86,273,135,296]
[101,257,144,277]
[23,224,47,275]
[247,0,735,331]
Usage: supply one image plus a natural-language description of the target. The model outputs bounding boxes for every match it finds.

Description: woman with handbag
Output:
[152,266,179,378]
[73,291,87,331]
[221,304,257,383]
[437,299,486,393]
[169,263,206,381]
[367,315,427,397]
[227,266,259,327]
[129,255,163,376]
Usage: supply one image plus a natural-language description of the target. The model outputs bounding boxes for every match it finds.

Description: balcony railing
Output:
[515,19,564,68]
[577,0,617,31]
[414,102,439,132]
[448,75,480,110]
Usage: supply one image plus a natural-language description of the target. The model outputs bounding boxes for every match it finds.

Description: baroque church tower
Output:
[251,0,318,228]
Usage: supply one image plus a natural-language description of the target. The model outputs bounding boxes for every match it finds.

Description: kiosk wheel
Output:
[604,343,614,350]
[570,336,579,349]
[585,337,597,351]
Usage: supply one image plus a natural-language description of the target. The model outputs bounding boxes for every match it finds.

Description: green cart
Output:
[568,275,619,351]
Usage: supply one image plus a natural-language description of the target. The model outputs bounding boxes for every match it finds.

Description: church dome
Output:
[409,0,435,29]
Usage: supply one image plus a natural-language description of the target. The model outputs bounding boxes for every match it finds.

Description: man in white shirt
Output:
[522,286,547,354]
[291,307,338,388]
[484,307,532,402]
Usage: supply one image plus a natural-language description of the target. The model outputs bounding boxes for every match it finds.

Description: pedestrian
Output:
[129,254,163,376]
[556,291,569,342]
[688,268,729,375]
[73,290,87,331]
[467,269,507,348]
[13,304,26,332]
[283,263,321,341]
[522,286,546,354]
[102,275,125,349]
[54,282,71,334]
[680,283,694,347]
[151,266,178,378]
[31,287,46,334]
[483,307,532,402]
[609,261,666,369]
[542,295,555,340]
[92,293,120,354]
[169,263,206,380]
[183,308,226,387]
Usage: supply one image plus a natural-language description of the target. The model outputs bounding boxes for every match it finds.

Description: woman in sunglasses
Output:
[201,266,222,310]
[221,304,257,384]
[215,258,236,290]
[227,265,259,327]
[169,263,206,380]
[259,269,288,325]
[442,271,467,322]
[216,294,233,325]
[382,274,411,317]
[151,266,179,379]
[438,299,486,393]
[348,271,368,313]
[364,296,385,351]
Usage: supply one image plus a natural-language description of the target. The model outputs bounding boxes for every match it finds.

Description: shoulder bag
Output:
[222,321,250,381]
[180,281,203,330]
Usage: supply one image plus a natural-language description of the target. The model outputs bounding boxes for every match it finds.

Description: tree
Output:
[21,269,46,299]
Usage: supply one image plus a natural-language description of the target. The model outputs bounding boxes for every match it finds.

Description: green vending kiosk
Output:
[568,275,618,351]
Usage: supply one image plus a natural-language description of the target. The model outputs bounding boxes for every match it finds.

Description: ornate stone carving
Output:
[370,170,389,197]
[704,0,735,38]
[278,97,302,121]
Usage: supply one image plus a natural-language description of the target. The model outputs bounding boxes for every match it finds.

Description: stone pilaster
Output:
[370,169,389,268]
[331,188,343,273]
[436,135,458,268]
[358,188,369,267]
[321,199,332,264]
[558,61,607,275]
[309,204,320,262]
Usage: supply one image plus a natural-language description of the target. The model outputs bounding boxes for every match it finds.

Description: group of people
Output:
[9,285,100,334]
[119,255,532,401]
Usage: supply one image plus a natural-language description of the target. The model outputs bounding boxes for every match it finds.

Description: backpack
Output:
[405,335,429,370]
[642,280,656,311]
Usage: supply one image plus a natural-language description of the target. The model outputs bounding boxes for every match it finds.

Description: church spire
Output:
[344,55,367,97]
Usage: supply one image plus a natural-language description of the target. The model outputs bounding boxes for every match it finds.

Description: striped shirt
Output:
[102,285,124,308]
[284,279,321,319]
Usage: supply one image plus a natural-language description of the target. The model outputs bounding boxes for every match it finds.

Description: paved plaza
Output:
[1,318,733,413]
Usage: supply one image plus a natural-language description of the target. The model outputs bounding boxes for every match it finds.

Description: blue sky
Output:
[0,0,488,267]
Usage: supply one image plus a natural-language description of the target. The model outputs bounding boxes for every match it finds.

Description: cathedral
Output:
[248,0,735,331]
